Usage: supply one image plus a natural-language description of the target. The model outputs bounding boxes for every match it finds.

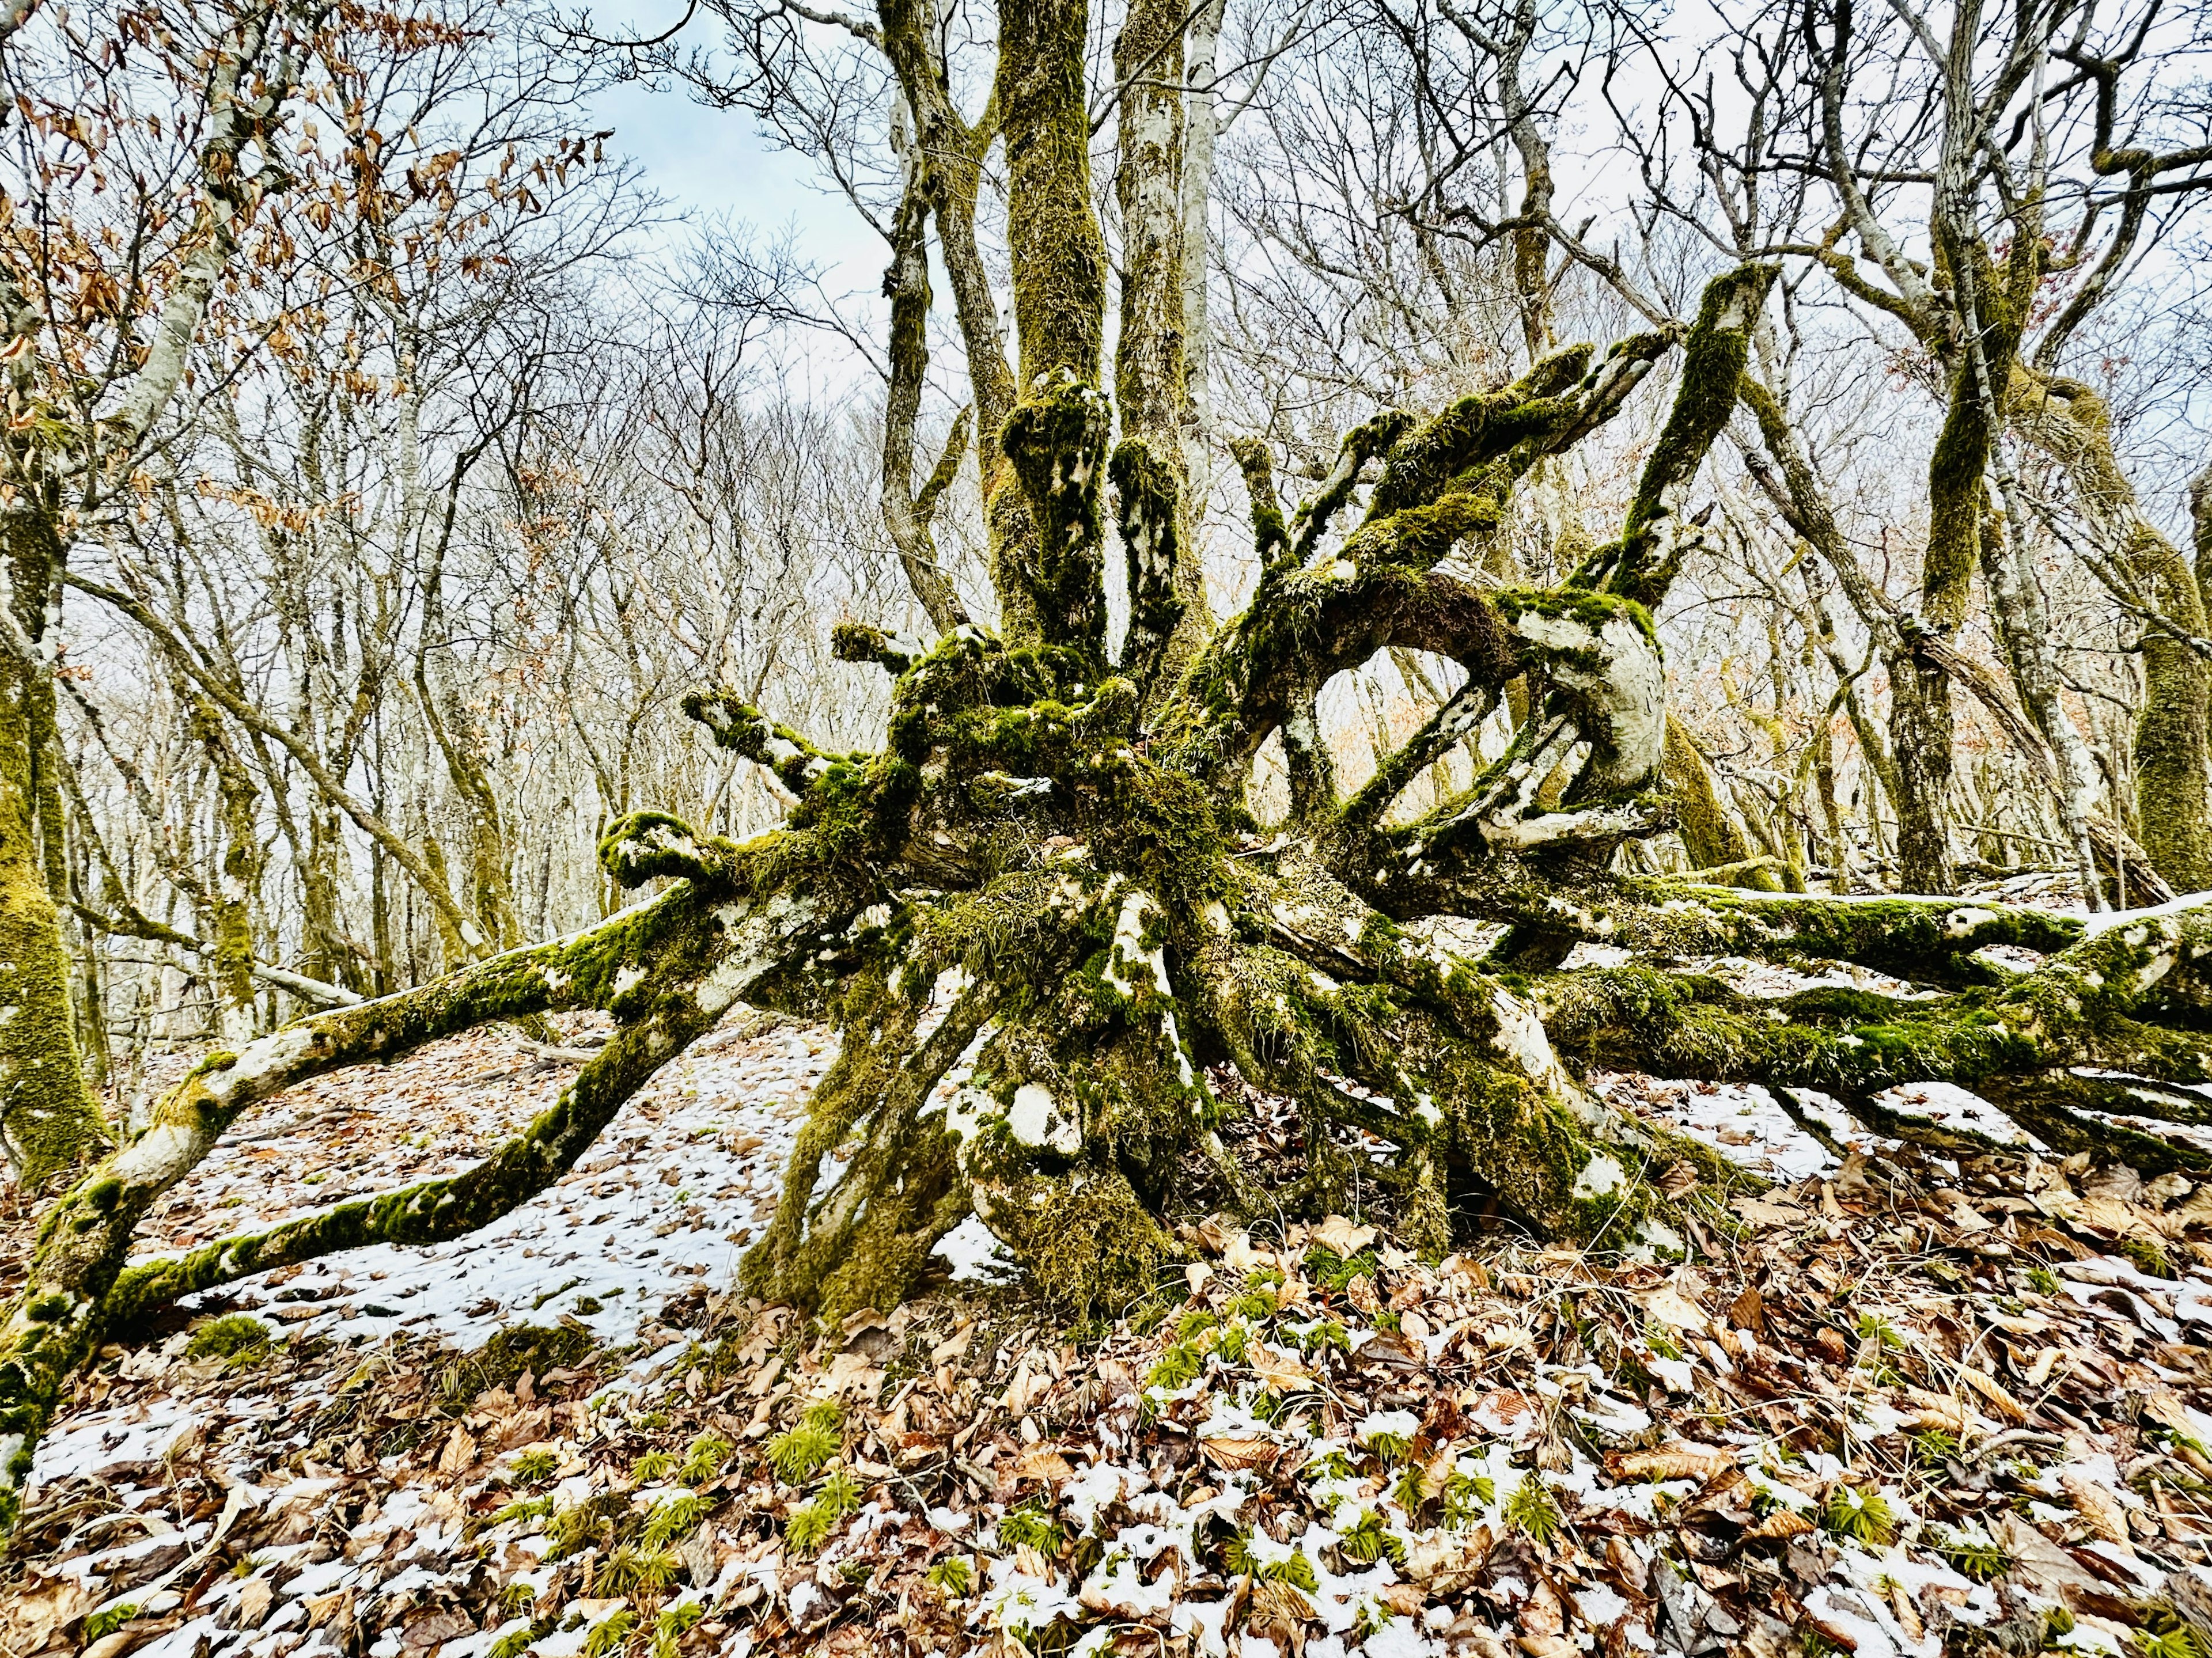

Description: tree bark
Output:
[2012,371,2212,894]
[0,507,103,1182]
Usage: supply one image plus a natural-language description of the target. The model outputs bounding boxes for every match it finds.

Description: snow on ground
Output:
[1593,1074,1843,1180]
[152,1018,831,1353]
[25,1015,830,1502]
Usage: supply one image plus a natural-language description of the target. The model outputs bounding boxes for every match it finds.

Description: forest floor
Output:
[9,882,2212,1658]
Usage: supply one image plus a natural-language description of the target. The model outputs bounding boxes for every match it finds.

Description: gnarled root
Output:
[0,821,851,1532]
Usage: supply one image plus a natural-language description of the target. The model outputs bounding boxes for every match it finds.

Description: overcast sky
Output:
[579,8,888,292]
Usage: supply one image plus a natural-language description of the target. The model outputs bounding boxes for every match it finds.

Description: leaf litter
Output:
[11,1008,2212,1658]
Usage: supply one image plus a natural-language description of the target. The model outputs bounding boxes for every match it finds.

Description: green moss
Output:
[84,1603,143,1642]
[1229,438,1289,567]
[438,1323,596,1411]
[1002,371,1110,662]
[1113,435,1185,686]
[767,1401,843,1484]
[184,1313,271,1364]
[785,1466,861,1554]
[985,1167,1172,1317]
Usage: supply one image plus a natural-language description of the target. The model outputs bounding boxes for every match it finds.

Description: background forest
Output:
[23,0,2212,1113]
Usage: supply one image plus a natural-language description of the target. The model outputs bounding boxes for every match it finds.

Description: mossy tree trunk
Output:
[186,693,268,1044]
[2012,371,2212,896]
[0,503,105,1184]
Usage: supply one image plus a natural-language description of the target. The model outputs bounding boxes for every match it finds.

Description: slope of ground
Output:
[9,944,2212,1658]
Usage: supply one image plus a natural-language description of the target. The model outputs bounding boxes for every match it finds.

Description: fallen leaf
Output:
[1310,1215,1377,1257]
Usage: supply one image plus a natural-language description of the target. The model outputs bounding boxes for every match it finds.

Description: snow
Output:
[930,1216,1018,1283]
[21,1016,838,1506]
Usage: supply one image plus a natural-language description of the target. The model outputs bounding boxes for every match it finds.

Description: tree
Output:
[16,0,2212,1541]
[0,0,331,1179]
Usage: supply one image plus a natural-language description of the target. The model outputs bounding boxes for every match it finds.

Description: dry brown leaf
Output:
[237,1575,275,1629]
[84,1625,179,1658]
[1200,1435,1281,1471]
[2061,1470,2133,1545]
[822,1350,883,1397]
[1013,1447,1073,1485]
[1900,1387,1969,1434]
[1957,1365,2028,1424]
[1639,1283,1710,1333]
[1463,1387,1543,1444]
[1609,1441,1736,1482]
[1746,1509,1816,1539]
[1310,1214,1378,1257]
[1223,1232,1272,1274]
[1376,1583,1425,1617]
[1732,1194,1809,1229]
[0,1577,93,1653]
[1249,1579,1316,1644]
[437,1422,476,1474]
[1728,1285,1765,1334]
[1248,1342,1317,1393]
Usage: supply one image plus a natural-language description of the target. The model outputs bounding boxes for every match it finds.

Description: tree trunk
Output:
[2014,371,2212,894]
[1113,0,1211,695]
[0,506,105,1182]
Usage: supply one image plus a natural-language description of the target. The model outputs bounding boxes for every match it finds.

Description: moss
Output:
[983,1165,1173,1317]
[84,1603,144,1642]
[1002,370,1111,662]
[440,1322,596,1409]
[1229,437,1289,567]
[1359,347,1591,530]
[1573,263,1775,611]
[184,1312,272,1364]
[996,0,1105,388]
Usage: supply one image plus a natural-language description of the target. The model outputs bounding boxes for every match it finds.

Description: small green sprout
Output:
[1442,1471,1495,1529]
[1228,1288,1280,1321]
[641,1493,710,1550]
[489,1496,553,1528]
[510,1449,559,1485]
[582,1610,638,1658]
[677,1431,732,1487]
[1909,1431,1960,1469]
[1820,1485,1898,1547]
[1360,1426,1414,1464]
[1931,1528,2012,1584]
[2122,1238,2177,1280]
[1854,1314,1906,1351]
[1224,1533,1319,1588]
[785,1467,862,1554]
[651,1600,706,1658]
[996,1500,1064,1555]
[1336,1508,1406,1566]
[1144,1339,1209,1392]
[84,1604,142,1642]
[630,1450,676,1484]
[1505,1477,1562,1545]
[927,1555,975,1596]
[598,1543,681,1596]
[766,1401,843,1484]
[1392,1463,1426,1512]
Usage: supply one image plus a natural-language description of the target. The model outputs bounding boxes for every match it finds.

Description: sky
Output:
[578,10,888,298]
